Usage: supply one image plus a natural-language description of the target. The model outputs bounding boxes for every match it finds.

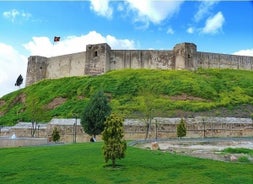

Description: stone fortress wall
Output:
[25,42,253,86]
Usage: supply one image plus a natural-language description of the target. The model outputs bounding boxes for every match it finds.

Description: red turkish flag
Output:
[54,36,60,42]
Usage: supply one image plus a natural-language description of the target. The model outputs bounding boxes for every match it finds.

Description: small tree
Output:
[177,118,187,138]
[81,90,111,140]
[102,114,127,168]
[25,97,48,137]
[138,90,156,140]
[52,127,60,142]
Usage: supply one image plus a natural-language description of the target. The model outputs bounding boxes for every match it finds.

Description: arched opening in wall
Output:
[94,51,98,57]
[40,66,42,70]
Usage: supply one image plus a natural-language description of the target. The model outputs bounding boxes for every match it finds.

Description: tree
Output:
[102,113,127,168]
[138,90,156,140]
[25,97,48,137]
[177,118,187,138]
[52,127,60,142]
[81,90,111,140]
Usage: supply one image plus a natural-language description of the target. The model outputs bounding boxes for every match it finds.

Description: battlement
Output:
[26,43,253,86]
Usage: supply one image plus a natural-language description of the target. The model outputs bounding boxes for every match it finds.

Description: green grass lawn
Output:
[0,143,252,184]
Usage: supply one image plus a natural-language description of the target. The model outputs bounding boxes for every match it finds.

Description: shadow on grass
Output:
[103,164,126,170]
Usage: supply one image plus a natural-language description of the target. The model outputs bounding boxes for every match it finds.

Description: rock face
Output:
[151,142,160,150]
[25,42,253,86]
[230,155,238,161]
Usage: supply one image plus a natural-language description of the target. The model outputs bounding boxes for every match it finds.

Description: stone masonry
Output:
[26,42,253,86]
[1,117,252,143]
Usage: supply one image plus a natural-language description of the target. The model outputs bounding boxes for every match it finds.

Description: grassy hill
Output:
[0,69,253,125]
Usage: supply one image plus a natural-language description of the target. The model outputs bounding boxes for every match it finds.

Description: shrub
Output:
[177,118,187,138]
[52,127,60,142]
[238,156,250,163]
[102,113,127,167]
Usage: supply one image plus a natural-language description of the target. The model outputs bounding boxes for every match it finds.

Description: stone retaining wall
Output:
[0,117,252,143]
[0,137,48,148]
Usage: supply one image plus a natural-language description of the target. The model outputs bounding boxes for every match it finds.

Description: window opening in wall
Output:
[40,66,42,69]
[94,51,98,57]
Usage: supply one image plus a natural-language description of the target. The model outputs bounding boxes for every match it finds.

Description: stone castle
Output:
[26,42,253,86]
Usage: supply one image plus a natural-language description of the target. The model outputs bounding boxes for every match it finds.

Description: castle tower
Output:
[25,56,48,86]
[85,43,111,75]
[173,43,197,70]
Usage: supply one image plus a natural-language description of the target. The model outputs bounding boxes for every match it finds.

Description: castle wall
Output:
[109,50,174,71]
[85,43,111,75]
[174,43,197,70]
[26,56,48,86]
[46,52,86,79]
[25,42,253,86]
[196,52,253,70]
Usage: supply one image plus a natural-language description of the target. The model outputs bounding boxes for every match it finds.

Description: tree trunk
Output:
[112,158,116,168]
[145,122,149,140]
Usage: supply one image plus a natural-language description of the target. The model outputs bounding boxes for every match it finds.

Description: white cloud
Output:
[126,0,183,25]
[90,0,113,18]
[106,35,135,49]
[3,9,31,23]
[0,43,27,97]
[166,27,174,35]
[89,0,183,28]
[187,27,194,34]
[202,11,225,34]
[233,49,253,57]
[23,31,136,57]
[194,1,218,22]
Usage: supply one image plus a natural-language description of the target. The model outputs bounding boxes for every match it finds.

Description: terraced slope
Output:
[0,69,252,125]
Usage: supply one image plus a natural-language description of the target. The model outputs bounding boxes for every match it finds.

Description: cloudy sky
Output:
[0,0,253,97]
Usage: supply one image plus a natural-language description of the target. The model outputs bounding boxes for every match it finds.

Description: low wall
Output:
[0,137,48,148]
[0,117,252,144]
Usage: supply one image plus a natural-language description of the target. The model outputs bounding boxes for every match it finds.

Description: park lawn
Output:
[0,143,252,184]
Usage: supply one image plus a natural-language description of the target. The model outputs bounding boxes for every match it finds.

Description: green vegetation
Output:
[0,143,252,184]
[102,114,127,167]
[0,69,253,125]
[221,148,253,163]
[222,148,253,156]
[51,127,60,142]
[238,156,250,163]
[177,118,187,138]
[81,90,111,139]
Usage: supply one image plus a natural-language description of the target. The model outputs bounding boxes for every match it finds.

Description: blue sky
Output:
[0,0,253,97]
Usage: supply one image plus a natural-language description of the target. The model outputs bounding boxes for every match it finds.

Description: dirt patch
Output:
[47,97,66,109]
[0,100,6,116]
[0,100,5,107]
[170,93,208,101]
[12,93,26,104]
[137,138,253,162]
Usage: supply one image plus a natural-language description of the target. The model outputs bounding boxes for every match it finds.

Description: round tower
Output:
[25,56,48,86]
[173,43,197,70]
[85,43,111,75]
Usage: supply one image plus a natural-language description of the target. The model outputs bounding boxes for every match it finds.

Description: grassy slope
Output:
[0,69,253,125]
[0,143,252,184]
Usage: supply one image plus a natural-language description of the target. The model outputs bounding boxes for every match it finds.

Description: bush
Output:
[52,127,60,142]
[102,113,127,167]
[177,118,187,138]
[238,156,250,163]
